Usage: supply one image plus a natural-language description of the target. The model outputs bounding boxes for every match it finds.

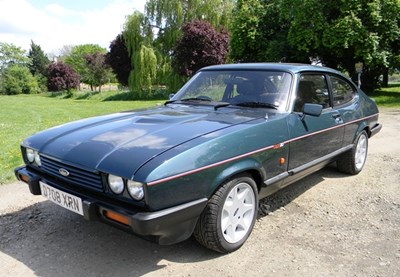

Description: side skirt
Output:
[259,145,353,199]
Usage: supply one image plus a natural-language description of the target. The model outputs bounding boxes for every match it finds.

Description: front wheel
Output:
[194,174,258,253]
[337,130,368,175]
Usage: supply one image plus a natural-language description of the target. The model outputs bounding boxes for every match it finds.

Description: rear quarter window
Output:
[330,76,356,106]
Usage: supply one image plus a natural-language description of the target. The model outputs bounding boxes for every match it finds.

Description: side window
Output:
[294,74,330,112]
[330,76,356,106]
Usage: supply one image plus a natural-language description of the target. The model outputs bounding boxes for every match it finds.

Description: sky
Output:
[0,0,146,55]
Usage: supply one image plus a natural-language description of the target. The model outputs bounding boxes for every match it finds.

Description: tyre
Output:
[337,130,368,175]
[194,174,258,253]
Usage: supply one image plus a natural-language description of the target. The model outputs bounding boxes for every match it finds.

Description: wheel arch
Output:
[208,158,265,198]
[354,120,371,141]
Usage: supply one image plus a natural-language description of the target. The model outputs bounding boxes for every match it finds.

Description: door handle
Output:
[332,113,343,124]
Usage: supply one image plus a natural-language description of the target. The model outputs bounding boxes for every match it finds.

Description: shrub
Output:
[0,65,39,95]
[46,62,79,92]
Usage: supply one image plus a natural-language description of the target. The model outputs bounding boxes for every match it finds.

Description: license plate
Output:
[40,181,84,216]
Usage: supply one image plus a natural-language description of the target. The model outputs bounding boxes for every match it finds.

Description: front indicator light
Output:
[108,174,124,194]
[103,210,129,225]
[127,180,144,200]
[19,174,30,183]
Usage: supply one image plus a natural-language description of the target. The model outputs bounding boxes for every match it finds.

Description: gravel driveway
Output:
[1,108,399,277]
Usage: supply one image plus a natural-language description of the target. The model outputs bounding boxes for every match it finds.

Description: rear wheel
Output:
[194,174,258,253]
[337,130,368,175]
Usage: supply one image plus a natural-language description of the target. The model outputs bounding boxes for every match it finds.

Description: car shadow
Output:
[0,200,219,276]
[258,164,347,217]
[0,166,348,276]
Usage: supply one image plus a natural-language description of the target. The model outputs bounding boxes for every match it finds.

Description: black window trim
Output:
[326,73,358,108]
[294,72,332,112]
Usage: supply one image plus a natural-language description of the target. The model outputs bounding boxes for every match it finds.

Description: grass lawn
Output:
[0,93,162,184]
[370,83,400,107]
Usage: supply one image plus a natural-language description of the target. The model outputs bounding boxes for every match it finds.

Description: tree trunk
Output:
[382,67,389,87]
[360,69,380,94]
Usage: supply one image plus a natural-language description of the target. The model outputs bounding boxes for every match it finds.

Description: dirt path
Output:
[1,109,399,277]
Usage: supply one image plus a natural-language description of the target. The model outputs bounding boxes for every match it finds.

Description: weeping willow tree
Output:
[123,11,156,97]
[138,45,157,93]
[123,1,235,95]
[145,0,234,54]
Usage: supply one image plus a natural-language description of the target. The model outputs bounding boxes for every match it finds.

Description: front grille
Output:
[40,156,103,192]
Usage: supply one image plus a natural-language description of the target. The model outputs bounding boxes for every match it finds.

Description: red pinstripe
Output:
[147,113,378,186]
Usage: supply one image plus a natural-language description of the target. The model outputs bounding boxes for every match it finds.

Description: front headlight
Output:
[25,148,41,166]
[127,180,144,200]
[34,151,41,166]
[108,174,124,194]
[26,148,35,163]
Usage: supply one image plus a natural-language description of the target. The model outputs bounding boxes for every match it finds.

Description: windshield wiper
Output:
[164,97,211,105]
[165,98,231,110]
[214,102,231,110]
[164,99,178,105]
[235,101,279,110]
[180,97,212,102]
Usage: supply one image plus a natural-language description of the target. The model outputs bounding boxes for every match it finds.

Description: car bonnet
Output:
[23,106,261,177]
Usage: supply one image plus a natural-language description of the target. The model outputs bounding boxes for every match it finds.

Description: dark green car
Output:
[15,63,381,253]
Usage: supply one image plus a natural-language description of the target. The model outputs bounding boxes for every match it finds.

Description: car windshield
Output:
[172,70,292,111]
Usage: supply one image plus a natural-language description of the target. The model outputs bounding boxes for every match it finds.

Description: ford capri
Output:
[15,63,381,253]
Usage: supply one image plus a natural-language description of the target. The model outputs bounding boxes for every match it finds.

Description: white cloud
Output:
[0,0,146,54]
[44,3,75,17]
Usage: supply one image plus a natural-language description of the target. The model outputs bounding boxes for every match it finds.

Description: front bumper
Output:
[15,166,207,245]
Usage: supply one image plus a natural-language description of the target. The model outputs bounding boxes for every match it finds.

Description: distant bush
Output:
[36,73,48,93]
[0,65,39,95]
[46,62,79,92]
[389,73,400,83]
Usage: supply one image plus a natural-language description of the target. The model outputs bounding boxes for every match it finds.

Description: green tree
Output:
[230,0,400,92]
[28,41,50,76]
[64,44,106,87]
[122,1,235,95]
[123,11,156,96]
[230,0,303,63]
[279,0,400,92]
[0,42,30,72]
[145,0,234,54]
[138,45,157,93]
[84,52,113,92]
[28,41,50,92]
[0,65,39,95]
[230,0,266,62]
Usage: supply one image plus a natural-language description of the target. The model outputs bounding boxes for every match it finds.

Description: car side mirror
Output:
[300,103,323,121]
[169,93,175,99]
[303,103,323,116]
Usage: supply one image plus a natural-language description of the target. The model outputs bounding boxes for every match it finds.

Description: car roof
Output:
[200,63,343,75]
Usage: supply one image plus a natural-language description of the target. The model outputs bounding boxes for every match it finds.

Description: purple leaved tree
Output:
[46,62,79,93]
[172,20,229,77]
